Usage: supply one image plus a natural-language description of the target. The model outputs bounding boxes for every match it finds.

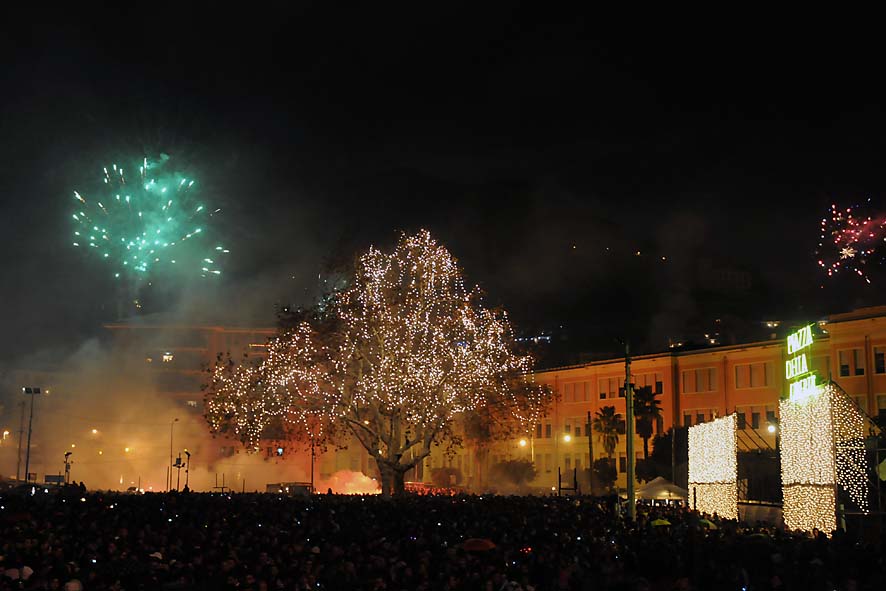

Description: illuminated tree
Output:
[204,230,552,496]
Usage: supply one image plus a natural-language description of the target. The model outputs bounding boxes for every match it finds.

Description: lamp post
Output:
[64,451,73,484]
[587,410,594,494]
[168,418,179,491]
[625,343,636,521]
[767,421,780,452]
[22,387,42,483]
[184,450,191,489]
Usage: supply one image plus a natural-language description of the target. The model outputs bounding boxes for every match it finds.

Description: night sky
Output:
[2,12,885,367]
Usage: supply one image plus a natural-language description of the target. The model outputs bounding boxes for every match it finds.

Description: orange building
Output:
[479,306,886,491]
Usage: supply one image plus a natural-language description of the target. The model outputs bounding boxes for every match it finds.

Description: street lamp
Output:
[767,424,777,434]
[21,387,43,483]
[64,451,73,484]
[169,418,179,491]
[184,450,191,489]
[563,434,572,443]
[518,435,535,462]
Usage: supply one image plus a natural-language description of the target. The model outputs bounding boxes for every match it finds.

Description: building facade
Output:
[474,306,886,491]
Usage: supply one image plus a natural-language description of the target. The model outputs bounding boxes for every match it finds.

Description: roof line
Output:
[535,337,795,374]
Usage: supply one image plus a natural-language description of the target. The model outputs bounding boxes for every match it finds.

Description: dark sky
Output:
[2,10,885,366]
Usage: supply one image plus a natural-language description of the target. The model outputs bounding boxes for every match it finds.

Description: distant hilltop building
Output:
[696,258,753,294]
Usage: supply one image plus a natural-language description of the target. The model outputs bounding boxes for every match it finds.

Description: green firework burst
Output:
[70,156,229,281]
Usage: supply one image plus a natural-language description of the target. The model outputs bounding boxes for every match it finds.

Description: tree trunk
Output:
[392,467,407,496]
[643,436,649,460]
[474,447,488,491]
[378,462,393,497]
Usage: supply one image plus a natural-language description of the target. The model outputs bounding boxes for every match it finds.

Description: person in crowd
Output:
[0,489,883,590]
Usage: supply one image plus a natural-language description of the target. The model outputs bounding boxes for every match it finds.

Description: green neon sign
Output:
[785,324,817,402]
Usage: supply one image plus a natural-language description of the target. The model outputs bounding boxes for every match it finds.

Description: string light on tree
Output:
[204,230,553,496]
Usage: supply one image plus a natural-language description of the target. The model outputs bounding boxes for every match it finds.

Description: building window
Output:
[682,368,717,393]
[839,349,867,377]
[735,364,749,389]
[681,370,694,393]
[854,349,866,376]
[751,412,760,429]
[619,455,627,473]
[839,350,850,377]
[599,391,607,400]
[564,383,573,403]
[736,412,746,430]
[751,363,770,387]
[565,417,585,437]
[545,423,552,439]
[696,413,705,425]
[765,409,776,424]
[736,363,771,389]
[536,423,542,439]
[875,348,886,374]
[683,414,691,427]
[636,372,664,394]
[877,394,886,425]
[564,421,571,435]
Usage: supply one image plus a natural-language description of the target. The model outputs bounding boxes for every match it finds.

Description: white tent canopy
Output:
[636,476,687,500]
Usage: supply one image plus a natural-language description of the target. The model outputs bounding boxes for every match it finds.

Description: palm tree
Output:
[633,385,663,460]
[593,406,623,460]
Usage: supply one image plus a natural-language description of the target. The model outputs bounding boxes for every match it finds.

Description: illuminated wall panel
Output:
[689,414,738,519]
[780,383,868,534]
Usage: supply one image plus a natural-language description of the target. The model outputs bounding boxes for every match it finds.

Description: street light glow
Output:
[767,424,777,434]
[518,438,528,447]
[563,434,572,442]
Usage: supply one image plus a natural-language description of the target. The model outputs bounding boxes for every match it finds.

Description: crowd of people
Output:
[1,485,884,590]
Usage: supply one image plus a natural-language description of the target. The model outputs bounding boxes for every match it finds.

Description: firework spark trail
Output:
[70,156,229,281]
[817,198,886,284]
